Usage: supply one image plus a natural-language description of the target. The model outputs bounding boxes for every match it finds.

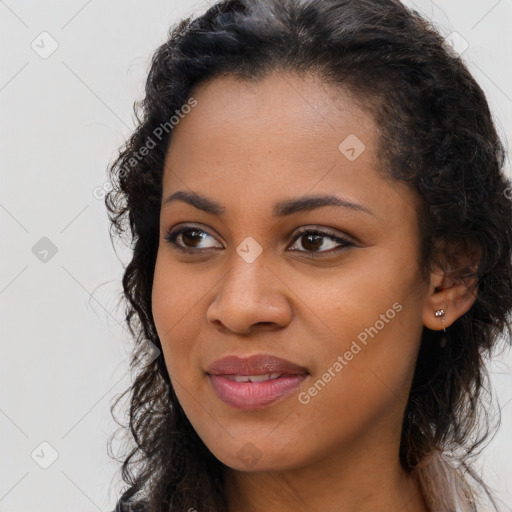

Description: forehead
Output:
[164,73,376,179]
[169,72,375,146]
[161,72,417,221]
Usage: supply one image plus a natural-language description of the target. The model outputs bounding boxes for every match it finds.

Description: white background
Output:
[1,0,511,511]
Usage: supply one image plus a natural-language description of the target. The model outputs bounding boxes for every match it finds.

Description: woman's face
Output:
[152,72,430,472]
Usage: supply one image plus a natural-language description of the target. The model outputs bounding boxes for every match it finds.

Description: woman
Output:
[106,0,512,510]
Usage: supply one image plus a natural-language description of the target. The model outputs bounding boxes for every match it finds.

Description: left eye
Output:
[288,229,355,255]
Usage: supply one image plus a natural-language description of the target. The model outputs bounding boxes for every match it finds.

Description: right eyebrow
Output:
[163,191,225,215]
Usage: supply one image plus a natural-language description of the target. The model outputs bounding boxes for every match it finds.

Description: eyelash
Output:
[164,224,356,257]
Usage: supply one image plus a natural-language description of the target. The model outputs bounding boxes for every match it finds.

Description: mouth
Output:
[206,354,309,410]
[223,372,285,382]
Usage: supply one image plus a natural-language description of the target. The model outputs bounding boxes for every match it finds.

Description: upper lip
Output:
[207,354,309,376]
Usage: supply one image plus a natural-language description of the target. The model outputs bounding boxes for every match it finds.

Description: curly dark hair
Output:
[105,0,512,510]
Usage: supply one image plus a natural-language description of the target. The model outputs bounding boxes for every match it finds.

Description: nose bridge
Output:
[220,230,268,290]
[206,242,293,333]
[223,245,272,305]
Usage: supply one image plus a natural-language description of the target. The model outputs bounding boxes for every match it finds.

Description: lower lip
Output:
[208,374,308,410]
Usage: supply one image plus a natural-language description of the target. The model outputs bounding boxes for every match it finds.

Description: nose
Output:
[206,252,293,335]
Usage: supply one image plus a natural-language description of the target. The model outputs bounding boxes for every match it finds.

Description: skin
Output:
[151,72,477,512]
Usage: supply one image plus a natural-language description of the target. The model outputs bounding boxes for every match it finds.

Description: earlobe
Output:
[422,270,478,331]
[422,239,480,331]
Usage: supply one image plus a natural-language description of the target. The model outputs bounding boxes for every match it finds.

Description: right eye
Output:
[164,225,223,253]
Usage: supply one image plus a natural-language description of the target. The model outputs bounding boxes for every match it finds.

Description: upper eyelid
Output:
[168,223,222,242]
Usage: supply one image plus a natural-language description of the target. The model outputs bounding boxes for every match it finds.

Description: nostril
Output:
[254,321,279,330]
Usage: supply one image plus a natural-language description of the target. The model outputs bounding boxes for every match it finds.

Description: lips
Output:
[207,354,308,376]
[206,355,309,410]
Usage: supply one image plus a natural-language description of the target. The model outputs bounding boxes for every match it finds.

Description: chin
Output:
[201,430,308,472]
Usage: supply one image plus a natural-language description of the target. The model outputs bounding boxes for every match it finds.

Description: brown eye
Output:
[289,228,355,256]
[181,229,206,248]
[165,226,222,252]
[299,232,324,252]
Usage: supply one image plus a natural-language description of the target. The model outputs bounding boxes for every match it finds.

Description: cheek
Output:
[297,246,424,364]
[298,250,425,427]
[263,293,424,468]
[151,255,205,380]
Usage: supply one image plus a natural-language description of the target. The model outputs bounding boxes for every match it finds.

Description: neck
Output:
[224,444,428,512]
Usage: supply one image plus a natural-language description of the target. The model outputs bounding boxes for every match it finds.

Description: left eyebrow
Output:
[273,194,374,217]
[163,191,374,217]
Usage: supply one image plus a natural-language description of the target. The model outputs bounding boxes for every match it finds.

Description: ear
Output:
[422,240,481,331]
